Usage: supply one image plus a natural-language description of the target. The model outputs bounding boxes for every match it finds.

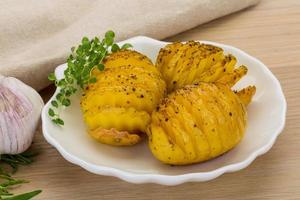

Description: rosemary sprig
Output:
[2,190,42,200]
[0,151,41,200]
[48,30,132,126]
[0,151,38,174]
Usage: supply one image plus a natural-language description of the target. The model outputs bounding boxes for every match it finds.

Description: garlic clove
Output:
[0,75,44,155]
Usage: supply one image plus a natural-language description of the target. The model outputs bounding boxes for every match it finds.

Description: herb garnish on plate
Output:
[48,30,132,126]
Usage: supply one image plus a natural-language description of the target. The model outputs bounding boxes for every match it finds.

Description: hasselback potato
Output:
[80,40,256,166]
[147,82,256,165]
[156,41,247,92]
[80,50,166,146]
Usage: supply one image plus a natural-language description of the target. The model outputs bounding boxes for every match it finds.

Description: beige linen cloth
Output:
[0,0,259,91]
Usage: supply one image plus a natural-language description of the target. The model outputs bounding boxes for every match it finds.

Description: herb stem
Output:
[47,30,133,126]
[0,150,41,199]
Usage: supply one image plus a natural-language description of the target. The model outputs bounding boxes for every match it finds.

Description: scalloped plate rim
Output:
[41,36,287,186]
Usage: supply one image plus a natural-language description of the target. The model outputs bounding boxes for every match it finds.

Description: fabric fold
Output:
[0,0,260,90]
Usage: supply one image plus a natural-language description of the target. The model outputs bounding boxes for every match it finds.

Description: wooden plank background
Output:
[14,0,300,199]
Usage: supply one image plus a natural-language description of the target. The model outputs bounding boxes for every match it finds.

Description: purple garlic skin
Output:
[0,75,44,154]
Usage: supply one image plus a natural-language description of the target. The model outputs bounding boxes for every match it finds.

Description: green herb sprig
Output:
[0,151,41,200]
[48,30,132,125]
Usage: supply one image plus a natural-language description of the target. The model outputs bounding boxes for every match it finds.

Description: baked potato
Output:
[156,41,247,92]
[80,50,166,146]
[147,82,256,165]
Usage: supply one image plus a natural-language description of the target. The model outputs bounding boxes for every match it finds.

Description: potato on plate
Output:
[156,41,247,92]
[80,50,166,146]
[147,82,256,165]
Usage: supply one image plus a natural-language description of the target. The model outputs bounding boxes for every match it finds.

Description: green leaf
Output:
[47,73,56,81]
[81,37,89,44]
[57,79,66,87]
[48,108,55,117]
[121,43,133,49]
[60,88,65,94]
[56,118,64,125]
[56,93,63,102]
[104,36,113,46]
[89,77,97,83]
[96,45,105,52]
[97,64,105,71]
[82,42,91,51]
[69,54,74,60]
[94,37,100,44]
[62,99,71,107]
[3,190,42,200]
[105,30,115,39]
[82,68,90,78]
[76,47,83,56]
[65,76,74,84]
[65,89,73,97]
[88,53,97,62]
[111,44,120,52]
[51,119,58,124]
[67,60,75,69]
[51,100,58,108]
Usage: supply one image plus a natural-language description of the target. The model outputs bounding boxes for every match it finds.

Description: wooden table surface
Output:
[16,0,300,199]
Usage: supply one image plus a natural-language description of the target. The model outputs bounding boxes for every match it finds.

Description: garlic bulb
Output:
[0,74,44,154]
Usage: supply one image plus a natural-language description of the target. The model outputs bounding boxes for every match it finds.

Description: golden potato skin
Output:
[81,50,166,146]
[89,127,141,146]
[147,83,255,165]
[156,41,248,92]
[235,85,256,106]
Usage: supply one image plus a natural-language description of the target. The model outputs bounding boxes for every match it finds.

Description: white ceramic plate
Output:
[42,36,286,185]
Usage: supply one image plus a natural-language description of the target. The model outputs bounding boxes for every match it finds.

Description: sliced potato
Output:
[81,49,166,146]
[147,82,256,165]
[156,41,248,92]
